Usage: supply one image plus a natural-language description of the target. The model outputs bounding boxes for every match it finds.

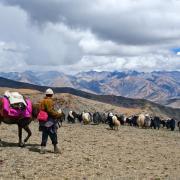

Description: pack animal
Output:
[0,95,38,147]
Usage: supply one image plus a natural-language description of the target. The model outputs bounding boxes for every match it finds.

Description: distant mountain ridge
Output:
[0,70,180,106]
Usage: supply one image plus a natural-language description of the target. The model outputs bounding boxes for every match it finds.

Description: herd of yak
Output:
[65,111,180,132]
[0,100,179,147]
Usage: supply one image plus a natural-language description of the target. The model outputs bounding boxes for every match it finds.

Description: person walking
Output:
[39,88,62,154]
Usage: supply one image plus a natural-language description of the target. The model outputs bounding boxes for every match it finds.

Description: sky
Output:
[0,0,180,74]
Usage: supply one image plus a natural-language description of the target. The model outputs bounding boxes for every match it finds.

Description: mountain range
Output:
[0,76,180,120]
[0,70,179,106]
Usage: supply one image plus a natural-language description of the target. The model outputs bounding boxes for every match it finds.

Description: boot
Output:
[40,146,46,154]
[54,145,61,154]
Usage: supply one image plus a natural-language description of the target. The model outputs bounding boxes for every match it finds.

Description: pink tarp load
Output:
[1,97,32,118]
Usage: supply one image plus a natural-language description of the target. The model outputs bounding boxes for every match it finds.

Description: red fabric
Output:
[37,110,48,122]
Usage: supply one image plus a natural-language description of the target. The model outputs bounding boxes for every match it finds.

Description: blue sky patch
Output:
[171,47,180,54]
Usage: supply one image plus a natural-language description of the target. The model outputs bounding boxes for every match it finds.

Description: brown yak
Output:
[0,99,40,147]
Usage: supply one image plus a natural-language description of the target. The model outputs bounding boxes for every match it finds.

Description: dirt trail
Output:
[0,122,180,180]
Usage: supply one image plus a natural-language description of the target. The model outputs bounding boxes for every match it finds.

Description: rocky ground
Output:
[0,122,180,180]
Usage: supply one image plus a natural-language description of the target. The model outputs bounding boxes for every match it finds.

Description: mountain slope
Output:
[0,77,180,120]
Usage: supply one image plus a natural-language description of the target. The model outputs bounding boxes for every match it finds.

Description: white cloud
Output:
[0,1,180,73]
[0,41,28,72]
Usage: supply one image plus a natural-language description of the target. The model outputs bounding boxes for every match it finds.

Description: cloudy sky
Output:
[0,0,180,73]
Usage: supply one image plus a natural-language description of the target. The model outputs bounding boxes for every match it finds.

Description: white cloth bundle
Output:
[4,91,27,106]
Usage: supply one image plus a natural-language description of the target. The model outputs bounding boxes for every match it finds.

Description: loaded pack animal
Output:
[0,93,39,147]
[107,113,120,130]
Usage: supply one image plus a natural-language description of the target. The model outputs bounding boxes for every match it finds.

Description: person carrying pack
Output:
[39,88,62,154]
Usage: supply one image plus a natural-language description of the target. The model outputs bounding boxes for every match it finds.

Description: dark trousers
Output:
[41,127,58,146]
